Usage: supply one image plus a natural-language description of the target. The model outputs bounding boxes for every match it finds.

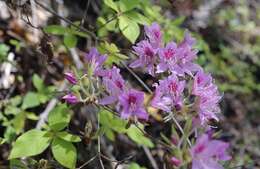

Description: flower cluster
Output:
[62,22,230,169]
[130,23,222,126]
[63,48,148,120]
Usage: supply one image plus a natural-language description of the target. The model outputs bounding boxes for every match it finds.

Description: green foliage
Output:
[21,92,40,110]
[101,0,150,43]
[99,42,128,65]
[51,138,77,169]
[9,129,52,159]
[56,132,81,142]
[48,104,71,131]
[99,109,154,148]
[44,24,88,48]
[119,15,140,44]
[128,162,146,169]
[0,43,10,61]
[9,103,80,169]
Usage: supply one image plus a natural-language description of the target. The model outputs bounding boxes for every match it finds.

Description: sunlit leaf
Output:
[9,129,52,159]
[51,138,77,169]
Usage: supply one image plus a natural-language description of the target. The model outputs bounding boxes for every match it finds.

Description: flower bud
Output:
[170,157,181,167]
[64,72,77,85]
[62,94,78,104]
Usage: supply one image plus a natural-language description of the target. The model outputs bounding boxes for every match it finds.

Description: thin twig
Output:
[170,112,192,147]
[77,154,98,169]
[34,0,98,41]
[80,0,91,26]
[121,62,152,94]
[143,146,159,169]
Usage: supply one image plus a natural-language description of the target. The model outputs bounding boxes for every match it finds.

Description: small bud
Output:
[64,72,77,85]
[170,157,181,167]
[62,94,78,104]
[171,136,178,146]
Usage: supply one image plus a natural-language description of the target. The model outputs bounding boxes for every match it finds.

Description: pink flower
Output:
[64,72,77,85]
[85,48,107,76]
[99,66,126,105]
[192,71,222,124]
[144,22,162,48]
[130,40,158,76]
[170,157,182,167]
[190,134,231,169]
[172,32,201,76]
[118,89,148,120]
[151,75,185,112]
[157,42,178,73]
[62,93,78,104]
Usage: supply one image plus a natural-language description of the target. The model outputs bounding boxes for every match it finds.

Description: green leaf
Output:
[126,125,154,148]
[32,74,44,92]
[125,12,150,25]
[0,137,5,145]
[128,162,146,169]
[119,16,140,43]
[0,43,10,60]
[9,95,22,106]
[21,92,40,110]
[118,0,140,12]
[37,93,50,104]
[51,138,77,169]
[56,131,81,142]
[104,0,119,12]
[26,112,39,120]
[4,127,16,143]
[44,25,67,35]
[12,112,26,133]
[64,34,78,48]
[9,129,52,159]
[99,42,129,65]
[4,106,21,115]
[48,104,71,131]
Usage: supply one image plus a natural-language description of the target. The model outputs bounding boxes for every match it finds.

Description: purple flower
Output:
[151,75,185,112]
[157,42,178,73]
[64,72,77,85]
[99,66,126,105]
[62,93,78,104]
[118,89,148,120]
[144,22,162,48]
[172,32,201,76]
[130,40,158,76]
[192,71,222,124]
[85,48,107,76]
[190,134,231,169]
[170,157,181,167]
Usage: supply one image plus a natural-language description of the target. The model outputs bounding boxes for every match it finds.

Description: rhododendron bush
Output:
[1,0,259,169]
[46,22,231,168]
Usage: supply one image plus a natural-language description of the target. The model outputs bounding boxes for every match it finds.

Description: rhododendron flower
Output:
[62,93,78,104]
[64,72,77,85]
[85,47,107,76]
[118,89,148,120]
[130,40,158,76]
[157,42,178,73]
[192,71,222,124]
[151,75,185,112]
[172,32,201,76]
[99,66,126,105]
[144,22,162,48]
[190,134,231,169]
